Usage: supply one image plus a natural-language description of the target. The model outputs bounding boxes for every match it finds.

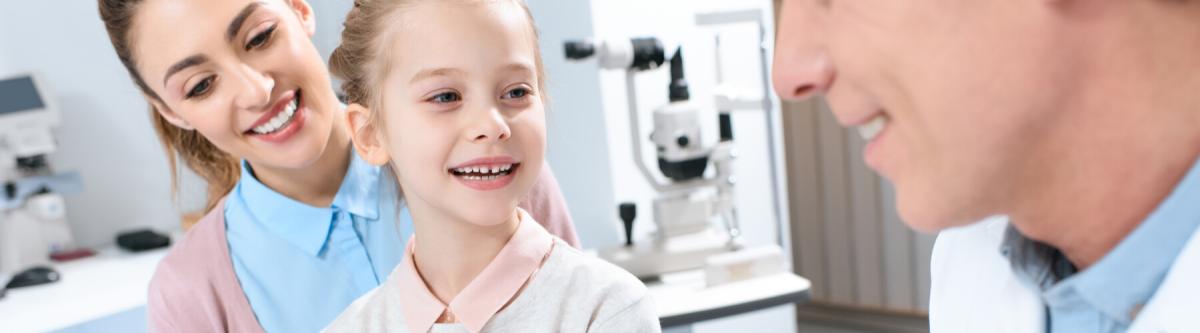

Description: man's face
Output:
[772,0,1088,231]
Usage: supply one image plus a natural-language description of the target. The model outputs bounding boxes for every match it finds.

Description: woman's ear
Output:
[346,103,391,166]
[148,98,194,130]
[286,0,316,37]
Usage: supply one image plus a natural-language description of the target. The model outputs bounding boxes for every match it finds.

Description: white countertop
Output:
[0,243,810,331]
[648,269,811,326]
[0,246,167,332]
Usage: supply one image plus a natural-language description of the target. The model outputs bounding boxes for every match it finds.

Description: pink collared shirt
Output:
[398,209,553,333]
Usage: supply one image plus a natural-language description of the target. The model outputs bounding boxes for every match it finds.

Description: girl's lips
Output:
[451,162,520,191]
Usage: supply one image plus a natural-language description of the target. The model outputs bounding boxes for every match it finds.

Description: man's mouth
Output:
[857,113,888,142]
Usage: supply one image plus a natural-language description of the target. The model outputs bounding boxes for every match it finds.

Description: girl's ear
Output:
[285,0,317,37]
[345,103,391,166]
[148,97,194,130]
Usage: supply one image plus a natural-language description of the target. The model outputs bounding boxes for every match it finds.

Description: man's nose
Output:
[771,0,834,101]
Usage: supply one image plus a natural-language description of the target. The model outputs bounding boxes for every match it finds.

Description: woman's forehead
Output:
[131,0,282,82]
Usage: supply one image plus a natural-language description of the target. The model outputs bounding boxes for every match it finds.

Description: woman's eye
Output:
[429,92,462,104]
[504,87,531,100]
[245,25,276,51]
[186,76,215,99]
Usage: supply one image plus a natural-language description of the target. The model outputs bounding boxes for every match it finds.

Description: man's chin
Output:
[896,198,984,234]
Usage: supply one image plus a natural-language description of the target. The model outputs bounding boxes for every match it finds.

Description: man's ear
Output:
[286,0,316,37]
[148,98,194,130]
[345,103,391,166]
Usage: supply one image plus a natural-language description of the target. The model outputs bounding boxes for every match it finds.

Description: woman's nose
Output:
[771,0,835,101]
[232,64,275,112]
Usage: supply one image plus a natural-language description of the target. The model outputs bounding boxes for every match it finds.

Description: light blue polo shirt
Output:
[224,150,413,332]
[1004,157,1200,332]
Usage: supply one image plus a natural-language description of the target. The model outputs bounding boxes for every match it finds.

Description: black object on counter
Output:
[619,203,637,247]
[6,266,60,289]
[116,229,170,252]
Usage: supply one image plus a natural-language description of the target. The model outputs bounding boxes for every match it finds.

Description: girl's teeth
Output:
[857,115,888,141]
[452,164,515,177]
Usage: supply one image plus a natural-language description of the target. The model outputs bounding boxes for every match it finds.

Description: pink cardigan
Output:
[147,167,579,332]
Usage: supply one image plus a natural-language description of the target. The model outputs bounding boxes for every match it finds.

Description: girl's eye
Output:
[186,76,215,99]
[245,25,276,51]
[429,91,462,104]
[503,87,531,100]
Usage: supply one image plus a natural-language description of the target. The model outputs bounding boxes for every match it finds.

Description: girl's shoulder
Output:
[533,237,650,305]
[486,238,660,332]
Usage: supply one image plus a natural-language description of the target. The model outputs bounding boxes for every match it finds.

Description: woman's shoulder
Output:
[153,200,230,280]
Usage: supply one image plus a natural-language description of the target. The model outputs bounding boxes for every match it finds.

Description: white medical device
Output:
[0,74,82,276]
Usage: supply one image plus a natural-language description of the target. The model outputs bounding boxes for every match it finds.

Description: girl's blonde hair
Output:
[99,0,240,215]
[328,0,548,129]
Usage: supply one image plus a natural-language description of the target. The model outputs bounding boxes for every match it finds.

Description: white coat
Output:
[928,216,1200,333]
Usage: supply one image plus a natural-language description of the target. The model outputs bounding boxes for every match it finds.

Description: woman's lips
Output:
[247,90,306,144]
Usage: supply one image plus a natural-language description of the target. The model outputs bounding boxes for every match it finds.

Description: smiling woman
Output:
[96,0,580,331]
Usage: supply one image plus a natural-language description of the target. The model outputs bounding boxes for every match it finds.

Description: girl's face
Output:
[358,1,546,227]
[132,0,342,170]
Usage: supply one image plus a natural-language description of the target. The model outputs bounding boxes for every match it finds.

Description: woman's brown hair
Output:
[98,0,240,215]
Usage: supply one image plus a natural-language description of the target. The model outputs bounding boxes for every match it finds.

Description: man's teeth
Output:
[452,164,514,180]
[857,115,888,141]
[251,97,299,135]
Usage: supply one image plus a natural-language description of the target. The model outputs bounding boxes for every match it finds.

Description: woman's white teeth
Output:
[452,164,514,179]
[252,97,299,135]
[857,115,888,141]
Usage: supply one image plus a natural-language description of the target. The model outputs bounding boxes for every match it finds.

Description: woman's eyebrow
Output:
[163,54,210,85]
[226,1,266,43]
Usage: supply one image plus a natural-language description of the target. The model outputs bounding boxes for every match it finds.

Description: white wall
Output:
[525,0,622,248]
[0,2,207,248]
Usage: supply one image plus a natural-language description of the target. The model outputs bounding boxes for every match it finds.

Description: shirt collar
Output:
[1005,156,1200,323]
[235,149,382,256]
[394,208,554,333]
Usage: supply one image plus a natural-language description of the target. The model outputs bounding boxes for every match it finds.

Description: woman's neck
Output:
[408,197,521,305]
[249,109,353,207]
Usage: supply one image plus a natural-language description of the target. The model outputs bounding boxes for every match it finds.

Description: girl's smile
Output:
[448,156,522,191]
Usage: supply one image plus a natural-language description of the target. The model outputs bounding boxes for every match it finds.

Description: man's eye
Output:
[429,92,462,104]
[245,25,276,51]
[187,76,215,99]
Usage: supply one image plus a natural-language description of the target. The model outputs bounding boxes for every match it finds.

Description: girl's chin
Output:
[453,206,521,227]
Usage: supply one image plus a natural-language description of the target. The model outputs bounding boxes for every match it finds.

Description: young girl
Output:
[97,0,579,331]
[324,0,660,332]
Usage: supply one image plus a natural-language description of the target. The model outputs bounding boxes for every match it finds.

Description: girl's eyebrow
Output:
[409,62,536,83]
[410,67,466,84]
[499,63,534,75]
